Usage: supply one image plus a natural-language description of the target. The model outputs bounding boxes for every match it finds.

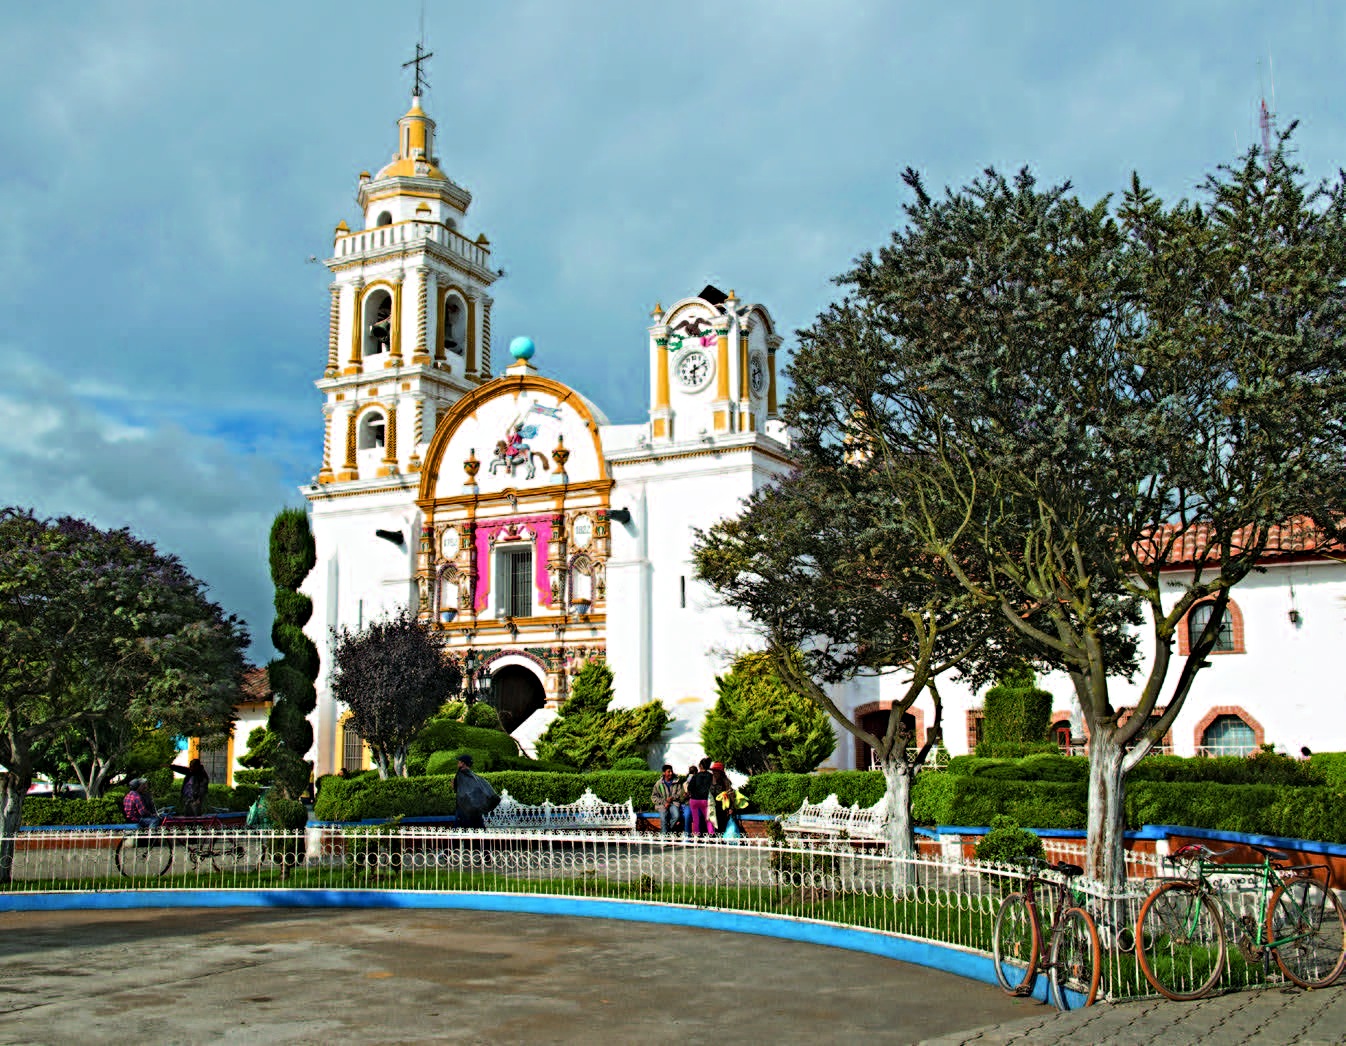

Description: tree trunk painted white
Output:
[0,777,24,886]
[879,758,915,860]
[1085,729,1127,892]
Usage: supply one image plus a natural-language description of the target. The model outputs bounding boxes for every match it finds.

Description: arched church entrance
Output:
[491,665,545,733]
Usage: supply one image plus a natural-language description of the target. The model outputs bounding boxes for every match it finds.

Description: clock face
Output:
[676,350,712,390]
[572,514,593,549]
[749,354,765,394]
[440,527,459,557]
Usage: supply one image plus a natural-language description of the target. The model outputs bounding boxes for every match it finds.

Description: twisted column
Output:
[325,285,340,378]
[412,266,430,364]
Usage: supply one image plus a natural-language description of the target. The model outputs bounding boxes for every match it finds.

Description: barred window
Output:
[342,722,364,772]
[504,548,532,619]
[197,741,229,786]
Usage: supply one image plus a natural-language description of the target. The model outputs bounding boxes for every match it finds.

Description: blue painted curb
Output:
[1151,825,1346,859]
[0,888,1054,1004]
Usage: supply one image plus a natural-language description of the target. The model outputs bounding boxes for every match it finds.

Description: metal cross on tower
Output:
[403,41,434,98]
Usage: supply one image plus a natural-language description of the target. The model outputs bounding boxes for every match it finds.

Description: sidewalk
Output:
[919,984,1346,1046]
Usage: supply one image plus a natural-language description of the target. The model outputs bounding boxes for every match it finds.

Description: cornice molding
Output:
[358,174,472,211]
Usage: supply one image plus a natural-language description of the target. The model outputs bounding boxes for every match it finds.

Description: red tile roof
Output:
[1138,516,1344,570]
[239,666,272,703]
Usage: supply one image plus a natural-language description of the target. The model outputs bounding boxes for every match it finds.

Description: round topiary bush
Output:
[975,815,1045,866]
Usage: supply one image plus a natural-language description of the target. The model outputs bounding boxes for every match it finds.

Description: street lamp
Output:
[463,649,479,705]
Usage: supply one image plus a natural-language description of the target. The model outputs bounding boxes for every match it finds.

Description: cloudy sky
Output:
[2,1,1341,661]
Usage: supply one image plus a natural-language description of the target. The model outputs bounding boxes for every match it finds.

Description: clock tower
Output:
[647,285,780,443]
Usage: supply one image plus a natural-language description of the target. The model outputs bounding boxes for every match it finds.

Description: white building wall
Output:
[866,558,1346,760]
[303,486,421,774]
[607,437,792,769]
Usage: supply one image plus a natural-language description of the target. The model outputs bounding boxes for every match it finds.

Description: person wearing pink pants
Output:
[685,759,714,837]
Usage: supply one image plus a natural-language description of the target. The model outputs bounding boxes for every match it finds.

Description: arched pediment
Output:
[418,374,611,502]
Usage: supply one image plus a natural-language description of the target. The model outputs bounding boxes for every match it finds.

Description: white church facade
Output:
[291,92,816,776]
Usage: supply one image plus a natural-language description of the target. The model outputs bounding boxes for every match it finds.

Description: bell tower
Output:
[314,79,499,486]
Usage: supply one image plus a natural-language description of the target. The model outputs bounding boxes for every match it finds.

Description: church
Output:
[287,88,808,776]
[220,83,1346,787]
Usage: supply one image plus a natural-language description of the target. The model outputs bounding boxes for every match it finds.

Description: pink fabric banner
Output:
[472,515,554,614]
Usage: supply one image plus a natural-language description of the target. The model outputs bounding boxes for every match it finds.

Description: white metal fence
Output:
[0,827,1299,1002]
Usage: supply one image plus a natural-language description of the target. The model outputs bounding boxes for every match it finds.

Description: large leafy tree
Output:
[701,650,835,775]
[331,607,461,778]
[0,508,248,875]
[535,660,670,771]
[783,133,1346,886]
[695,466,1013,857]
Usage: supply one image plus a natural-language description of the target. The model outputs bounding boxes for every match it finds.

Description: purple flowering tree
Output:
[0,508,249,881]
[331,607,462,778]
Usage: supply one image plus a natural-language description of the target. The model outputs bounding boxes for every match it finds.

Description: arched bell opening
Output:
[442,294,467,356]
[356,409,386,478]
[363,288,394,360]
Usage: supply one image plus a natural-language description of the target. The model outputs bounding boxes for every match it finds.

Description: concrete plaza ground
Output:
[2,905,1342,1045]
[0,906,1036,1044]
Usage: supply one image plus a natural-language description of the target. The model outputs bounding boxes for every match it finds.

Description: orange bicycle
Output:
[992,858,1102,1010]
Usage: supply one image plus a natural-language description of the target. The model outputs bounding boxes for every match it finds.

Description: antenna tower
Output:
[1259,55,1276,172]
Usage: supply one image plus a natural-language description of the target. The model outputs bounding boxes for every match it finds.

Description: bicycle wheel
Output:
[1267,877,1346,989]
[992,892,1040,994]
[115,836,173,878]
[211,833,264,874]
[1136,881,1225,1001]
[1048,907,1101,1010]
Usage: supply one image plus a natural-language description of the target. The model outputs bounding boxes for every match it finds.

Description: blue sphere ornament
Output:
[509,336,536,361]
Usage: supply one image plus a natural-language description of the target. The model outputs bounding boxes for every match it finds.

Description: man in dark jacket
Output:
[453,753,496,829]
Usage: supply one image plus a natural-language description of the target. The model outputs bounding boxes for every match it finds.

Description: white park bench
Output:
[780,794,889,844]
[482,788,638,833]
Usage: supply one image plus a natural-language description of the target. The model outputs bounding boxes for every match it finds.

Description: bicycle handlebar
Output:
[1021,857,1085,878]
[1171,841,1296,867]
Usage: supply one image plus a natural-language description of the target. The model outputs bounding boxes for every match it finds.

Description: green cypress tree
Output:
[264,507,318,813]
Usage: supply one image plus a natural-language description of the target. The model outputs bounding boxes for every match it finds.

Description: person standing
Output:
[682,766,699,837]
[169,758,210,816]
[685,759,714,837]
[453,753,498,829]
[709,762,742,837]
[652,765,686,835]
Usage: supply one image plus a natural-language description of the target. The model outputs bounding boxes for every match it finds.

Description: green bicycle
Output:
[1136,841,1346,1000]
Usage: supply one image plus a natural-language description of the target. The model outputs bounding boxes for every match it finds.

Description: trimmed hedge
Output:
[946,752,1323,787]
[1310,752,1346,790]
[312,770,663,822]
[743,771,885,814]
[20,796,126,826]
[409,719,519,761]
[1129,752,1318,786]
[739,762,1346,844]
[18,783,262,826]
[922,776,1088,830]
[314,775,458,822]
[946,755,1089,782]
[1126,781,1346,844]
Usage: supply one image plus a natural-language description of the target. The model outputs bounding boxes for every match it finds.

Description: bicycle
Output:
[115,808,264,878]
[1135,841,1346,1000]
[991,858,1102,1010]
